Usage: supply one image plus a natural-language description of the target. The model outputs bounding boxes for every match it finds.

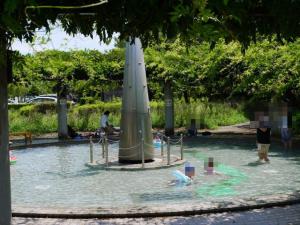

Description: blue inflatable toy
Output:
[153,139,161,148]
[172,170,192,183]
[153,137,165,148]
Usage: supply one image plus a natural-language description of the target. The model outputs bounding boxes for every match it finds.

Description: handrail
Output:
[87,132,185,166]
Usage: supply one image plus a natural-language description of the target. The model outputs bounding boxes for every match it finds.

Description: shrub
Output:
[19,105,36,116]
[9,111,57,133]
[9,100,248,133]
[78,96,97,105]
[8,103,29,110]
[73,102,121,116]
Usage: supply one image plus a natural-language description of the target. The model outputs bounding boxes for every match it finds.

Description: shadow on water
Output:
[184,135,300,163]
[45,168,102,179]
[266,146,300,166]
[183,135,257,152]
[244,161,266,167]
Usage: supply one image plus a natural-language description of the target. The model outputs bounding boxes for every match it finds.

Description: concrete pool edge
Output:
[12,191,300,219]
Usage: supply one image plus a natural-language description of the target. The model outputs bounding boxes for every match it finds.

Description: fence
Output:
[88,133,184,168]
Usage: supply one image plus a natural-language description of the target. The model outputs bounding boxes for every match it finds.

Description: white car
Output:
[39,94,57,98]
[8,99,16,104]
[26,96,57,104]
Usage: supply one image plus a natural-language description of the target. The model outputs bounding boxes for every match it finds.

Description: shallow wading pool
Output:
[11,136,300,209]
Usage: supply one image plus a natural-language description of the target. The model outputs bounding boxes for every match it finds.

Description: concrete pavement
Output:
[12,203,300,225]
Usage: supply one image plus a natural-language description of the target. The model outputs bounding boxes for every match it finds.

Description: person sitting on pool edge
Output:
[68,125,81,139]
[68,126,93,139]
[100,110,115,135]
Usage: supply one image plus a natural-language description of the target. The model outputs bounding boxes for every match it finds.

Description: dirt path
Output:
[9,122,255,141]
[199,122,255,135]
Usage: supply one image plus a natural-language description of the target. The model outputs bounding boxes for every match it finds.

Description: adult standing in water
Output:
[280,104,293,149]
[256,114,271,163]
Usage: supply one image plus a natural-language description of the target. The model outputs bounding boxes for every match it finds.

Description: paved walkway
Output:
[12,203,300,225]
[199,122,256,135]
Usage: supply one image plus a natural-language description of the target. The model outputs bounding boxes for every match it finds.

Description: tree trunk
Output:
[164,80,174,136]
[184,90,190,103]
[101,90,105,101]
[57,90,68,139]
[0,32,12,225]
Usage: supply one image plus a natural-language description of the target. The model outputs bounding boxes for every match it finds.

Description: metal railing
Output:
[88,132,184,168]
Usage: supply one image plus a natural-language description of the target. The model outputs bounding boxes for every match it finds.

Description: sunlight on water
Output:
[11,136,300,208]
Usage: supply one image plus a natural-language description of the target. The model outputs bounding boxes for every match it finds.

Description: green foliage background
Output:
[9,101,247,134]
[8,37,300,134]
[10,38,300,105]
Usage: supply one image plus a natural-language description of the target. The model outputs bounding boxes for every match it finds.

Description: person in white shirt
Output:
[100,111,114,134]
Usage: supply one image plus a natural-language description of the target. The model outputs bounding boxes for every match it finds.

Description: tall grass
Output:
[174,99,247,129]
[8,100,248,134]
[9,111,57,134]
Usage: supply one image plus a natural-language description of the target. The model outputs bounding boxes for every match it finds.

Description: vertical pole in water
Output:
[160,134,164,157]
[105,136,109,167]
[101,136,105,159]
[180,133,184,160]
[167,137,170,165]
[89,136,94,164]
[141,138,145,168]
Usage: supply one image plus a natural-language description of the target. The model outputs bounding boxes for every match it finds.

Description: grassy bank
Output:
[9,100,248,134]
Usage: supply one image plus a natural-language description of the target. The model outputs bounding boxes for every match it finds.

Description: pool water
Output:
[11,136,300,208]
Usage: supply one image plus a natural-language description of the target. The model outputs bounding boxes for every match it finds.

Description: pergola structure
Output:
[1,1,300,224]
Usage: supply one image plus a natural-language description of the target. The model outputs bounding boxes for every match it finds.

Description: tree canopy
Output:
[1,0,300,48]
[9,49,125,100]
[10,38,300,105]
[145,38,300,104]
[204,0,300,48]
[1,0,202,44]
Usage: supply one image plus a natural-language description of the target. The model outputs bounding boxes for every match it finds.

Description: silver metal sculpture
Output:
[119,38,154,163]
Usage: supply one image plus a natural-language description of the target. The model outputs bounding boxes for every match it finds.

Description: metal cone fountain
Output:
[119,38,154,163]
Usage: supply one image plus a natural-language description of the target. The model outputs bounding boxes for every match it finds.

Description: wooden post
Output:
[105,136,109,166]
[167,137,170,165]
[0,33,11,225]
[101,137,105,158]
[180,133,184,160]
[141,138,145,168]
[57,82,68,139]
[164,80,174,136]
[160,135,164,157]
[89,136,94,163]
